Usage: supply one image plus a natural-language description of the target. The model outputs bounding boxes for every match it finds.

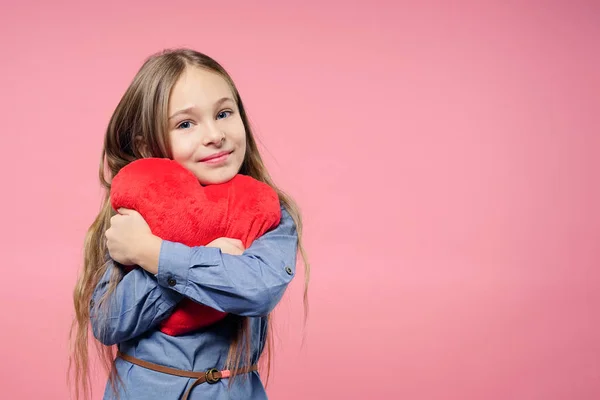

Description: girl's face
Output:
[167,66,246,185]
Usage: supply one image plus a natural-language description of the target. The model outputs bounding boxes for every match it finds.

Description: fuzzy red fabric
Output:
[110,158,281,336]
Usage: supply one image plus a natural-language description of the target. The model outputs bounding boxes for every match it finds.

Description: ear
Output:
[135,136,150,158]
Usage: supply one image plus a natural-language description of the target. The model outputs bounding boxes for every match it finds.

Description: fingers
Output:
[227,247,244,256]
[205,238,245,254]
[225,238,244,249]
[110,209,135,224]
[221,242,244,256]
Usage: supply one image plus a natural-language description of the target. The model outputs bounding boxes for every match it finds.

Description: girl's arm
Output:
[140,206,298,317]
[91,206,298,344]
[89,263,183,346]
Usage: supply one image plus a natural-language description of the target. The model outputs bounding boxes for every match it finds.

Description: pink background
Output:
[1,0,599,399]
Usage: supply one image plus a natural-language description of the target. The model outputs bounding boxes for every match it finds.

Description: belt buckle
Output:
[205,368,221,384]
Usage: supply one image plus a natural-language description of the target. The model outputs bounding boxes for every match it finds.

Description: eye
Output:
[176,120,193,130]
[217,110,232,120]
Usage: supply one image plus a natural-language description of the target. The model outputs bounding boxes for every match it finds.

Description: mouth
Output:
[198,150,232,163]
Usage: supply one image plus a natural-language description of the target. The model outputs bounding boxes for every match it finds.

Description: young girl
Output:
[70,48,309,400]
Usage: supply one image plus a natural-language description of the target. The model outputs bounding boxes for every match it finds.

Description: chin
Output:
[198,178,227,186]
[195,171,237,186]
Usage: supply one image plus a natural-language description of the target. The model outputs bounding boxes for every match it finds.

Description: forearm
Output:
[153,207,298,317]
[90,261,183,345]
[156,244,295,316]
[134,234,163,275]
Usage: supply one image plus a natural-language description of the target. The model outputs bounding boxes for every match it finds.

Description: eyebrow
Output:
[168,97,235,120]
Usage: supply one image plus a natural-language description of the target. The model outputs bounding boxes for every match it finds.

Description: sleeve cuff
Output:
[157,278,186,306]
[156,240,221,294]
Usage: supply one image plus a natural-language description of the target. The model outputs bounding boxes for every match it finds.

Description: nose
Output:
[202,120,223,147]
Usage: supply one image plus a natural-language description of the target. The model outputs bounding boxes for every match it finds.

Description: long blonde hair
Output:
[68,48,310,400]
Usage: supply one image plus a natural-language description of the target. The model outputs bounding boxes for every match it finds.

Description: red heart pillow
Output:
[110,158,281,336]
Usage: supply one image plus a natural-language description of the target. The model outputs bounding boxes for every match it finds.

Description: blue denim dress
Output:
[90,206,298,399]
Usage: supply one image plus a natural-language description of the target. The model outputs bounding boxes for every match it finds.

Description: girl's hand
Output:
[106,208,156,266]
[206,238,245,255]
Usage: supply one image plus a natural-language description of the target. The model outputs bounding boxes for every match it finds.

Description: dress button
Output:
[167,278,177,287]
[285,266,293,275]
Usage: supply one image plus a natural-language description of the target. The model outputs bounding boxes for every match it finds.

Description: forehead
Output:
[169,66,233,112]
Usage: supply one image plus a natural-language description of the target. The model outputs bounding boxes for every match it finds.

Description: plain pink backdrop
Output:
[0,0,599,399]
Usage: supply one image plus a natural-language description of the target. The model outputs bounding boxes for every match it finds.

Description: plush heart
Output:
[110,158,281,336]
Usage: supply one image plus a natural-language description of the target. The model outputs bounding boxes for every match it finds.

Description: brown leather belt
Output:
[117,351,258,400]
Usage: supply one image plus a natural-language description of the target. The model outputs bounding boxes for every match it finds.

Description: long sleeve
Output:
[90,262,184,346]
[156,206,299,317]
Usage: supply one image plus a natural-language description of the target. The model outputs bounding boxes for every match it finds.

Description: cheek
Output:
[235,133,247,163]
[238,134,247,151]
[170,134,194,161]
[231,120,247,149]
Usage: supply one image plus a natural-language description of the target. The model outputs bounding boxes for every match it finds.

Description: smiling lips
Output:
[199,151,232,164]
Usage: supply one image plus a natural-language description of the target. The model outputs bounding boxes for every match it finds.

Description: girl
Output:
[70,48,309,400]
